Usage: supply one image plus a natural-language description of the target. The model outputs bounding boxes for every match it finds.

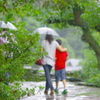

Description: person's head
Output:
[56,39,62,45]
[45,33,54,44]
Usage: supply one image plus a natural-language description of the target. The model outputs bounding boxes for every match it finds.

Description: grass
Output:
[38,70,44,72]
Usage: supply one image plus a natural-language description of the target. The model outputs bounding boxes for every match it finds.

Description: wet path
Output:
[20,80,100,100]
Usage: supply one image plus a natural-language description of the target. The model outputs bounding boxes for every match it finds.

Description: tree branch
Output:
[94,24,100,32]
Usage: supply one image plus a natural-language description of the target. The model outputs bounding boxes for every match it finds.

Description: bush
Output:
[0,82,43,100]
[79,49,100,87]
[0,27,45,99]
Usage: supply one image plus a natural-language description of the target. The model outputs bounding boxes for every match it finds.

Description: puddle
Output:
[20,81,100,100]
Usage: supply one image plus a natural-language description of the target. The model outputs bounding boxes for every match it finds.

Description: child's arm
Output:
[66,56,69,60]
[57,45,67,52]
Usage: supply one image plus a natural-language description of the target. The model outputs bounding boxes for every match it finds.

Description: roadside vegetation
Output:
[22,69,46,82]
[0,0,100,99]
[69,47,100,87]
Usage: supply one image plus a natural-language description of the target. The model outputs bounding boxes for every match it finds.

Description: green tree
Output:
[34,0,100,69]
[78,47,100,87]
[0,28,44,99]
[0,0,45,99]
[23,17,41,32]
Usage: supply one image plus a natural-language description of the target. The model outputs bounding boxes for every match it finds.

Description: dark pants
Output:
[43,64,54,90]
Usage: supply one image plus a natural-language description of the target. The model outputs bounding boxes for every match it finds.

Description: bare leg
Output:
[62,80,66,89]
[56,81,59,89]
[62,79,68,94]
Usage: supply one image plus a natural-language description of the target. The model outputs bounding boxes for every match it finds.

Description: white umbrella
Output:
[0,21,7,28]
[0,21,17,45]
[34,27,59,36]
[0,21,17,30]
[6,22,17,30]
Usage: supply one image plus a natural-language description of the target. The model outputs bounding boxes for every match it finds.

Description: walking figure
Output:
[55,39,69,94]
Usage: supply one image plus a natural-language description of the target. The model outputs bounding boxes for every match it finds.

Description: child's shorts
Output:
[55,68,66,82]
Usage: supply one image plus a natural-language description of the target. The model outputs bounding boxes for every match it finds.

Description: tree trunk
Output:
[72,4,100,69]
[81,27,100,69]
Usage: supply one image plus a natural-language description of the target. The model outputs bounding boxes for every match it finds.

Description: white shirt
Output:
[42,40,59,66]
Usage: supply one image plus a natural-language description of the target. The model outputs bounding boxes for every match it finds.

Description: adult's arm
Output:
[57,45,67,52]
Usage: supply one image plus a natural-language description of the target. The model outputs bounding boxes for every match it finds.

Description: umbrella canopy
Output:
[0,21,17,45]
[34,27,59,36]
[6,22,17,30]
[0,21,7,28]
[0,21,17,30]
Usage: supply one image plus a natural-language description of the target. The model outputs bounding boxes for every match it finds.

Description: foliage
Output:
[0,82,24,100]
[81,0,100,28]
[0,25,45,99]
[0,28,44,81]
[0,0,47,99]
[0,82,44,100]
[91,30,100,44]
[81,48,98,68]
[77,48,100,87]
[87,72,100,87]
[22,17,42,32]
[0,0,100,99]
